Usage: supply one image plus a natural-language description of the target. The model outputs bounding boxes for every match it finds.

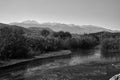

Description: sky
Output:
[0,0,120,30]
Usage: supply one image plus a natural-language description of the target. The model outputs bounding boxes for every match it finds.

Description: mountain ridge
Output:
[10,20,116,34]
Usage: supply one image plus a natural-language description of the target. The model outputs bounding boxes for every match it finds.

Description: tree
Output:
[41,29,50,37]
[53,31,72,39]
[0,27,29,60]
[64,32,72,38]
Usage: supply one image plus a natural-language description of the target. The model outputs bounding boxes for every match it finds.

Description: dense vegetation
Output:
[101,38,120,58]
[1,23,120,61]
[0,27,29,60]
[26,33,99,53]
[89,31,120,43]
[0,24,100,60]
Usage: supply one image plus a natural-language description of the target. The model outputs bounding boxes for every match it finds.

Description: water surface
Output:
[1,48,120,80]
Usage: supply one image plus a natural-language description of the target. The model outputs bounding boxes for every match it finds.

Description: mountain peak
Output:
[21,20,40,24]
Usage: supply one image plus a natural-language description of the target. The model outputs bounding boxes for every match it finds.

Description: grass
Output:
[11,62,120,80]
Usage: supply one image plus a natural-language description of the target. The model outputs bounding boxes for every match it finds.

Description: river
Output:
[0,48,120,80]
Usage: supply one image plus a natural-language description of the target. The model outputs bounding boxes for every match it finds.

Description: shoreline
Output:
[0,50,71,70]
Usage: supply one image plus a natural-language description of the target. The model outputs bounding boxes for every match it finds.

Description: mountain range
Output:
[10,20,115,34]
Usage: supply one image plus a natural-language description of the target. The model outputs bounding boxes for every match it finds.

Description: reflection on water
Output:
[70,49,101,65]
[101,51,120,63]
[1,48,120,80]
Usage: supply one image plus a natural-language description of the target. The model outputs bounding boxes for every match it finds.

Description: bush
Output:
[101,38,120,57]
[0,27,29,60]
[26,37,62,54]
[26,37,45,52]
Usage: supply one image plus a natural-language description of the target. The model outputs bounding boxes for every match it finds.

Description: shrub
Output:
[26,37,45,54]
[101,38,120,57]
[0,27,29,60]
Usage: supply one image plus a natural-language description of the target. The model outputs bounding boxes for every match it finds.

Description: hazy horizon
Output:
[9,20,115,30]
[0,0,120,30]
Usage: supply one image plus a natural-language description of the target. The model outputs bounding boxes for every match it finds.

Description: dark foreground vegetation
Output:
[0,23,99,60]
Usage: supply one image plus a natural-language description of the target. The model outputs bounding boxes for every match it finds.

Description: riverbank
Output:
[0,48,120,80]
[2,61,119,80]
[0,50,71,69]
[24,61,120,80]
